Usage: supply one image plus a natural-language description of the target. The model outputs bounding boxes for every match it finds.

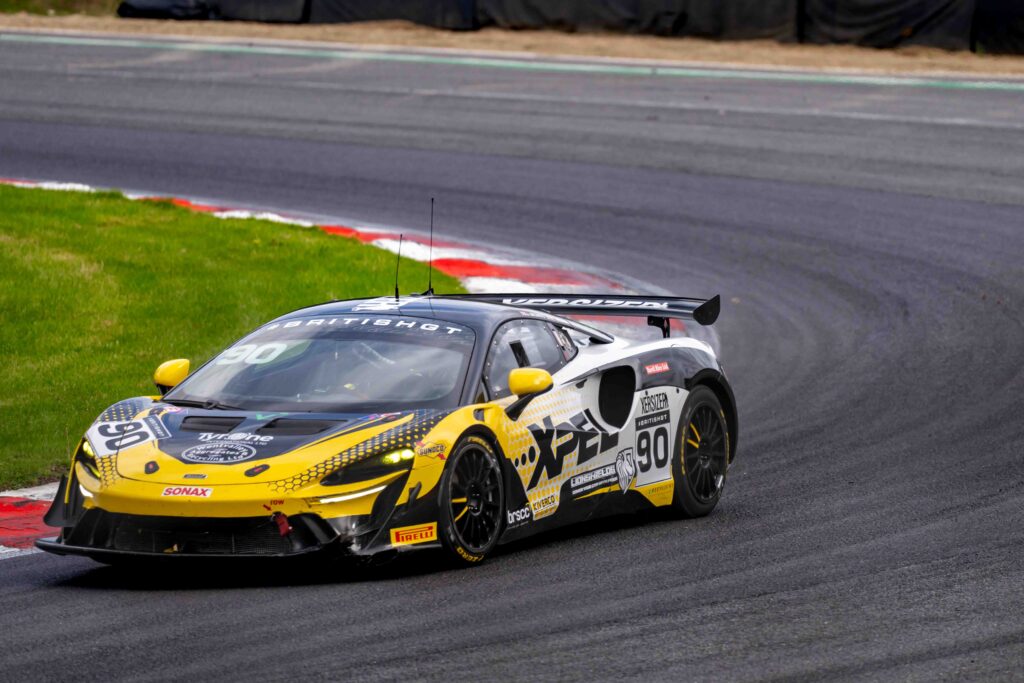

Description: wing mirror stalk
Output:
[505,368,553,421]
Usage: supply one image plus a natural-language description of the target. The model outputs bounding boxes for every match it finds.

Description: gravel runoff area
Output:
[3,12,1024,77]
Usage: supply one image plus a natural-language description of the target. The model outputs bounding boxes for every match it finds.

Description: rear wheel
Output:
[672,386,730,518]
[438,435,505,565]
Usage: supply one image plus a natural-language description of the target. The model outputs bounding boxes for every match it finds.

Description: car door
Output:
[487,319,623,526]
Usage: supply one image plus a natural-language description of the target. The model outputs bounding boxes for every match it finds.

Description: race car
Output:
[39,293,737,565]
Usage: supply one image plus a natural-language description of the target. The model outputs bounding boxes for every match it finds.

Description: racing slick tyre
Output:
[438,435,505,565]
[672,385,730,518]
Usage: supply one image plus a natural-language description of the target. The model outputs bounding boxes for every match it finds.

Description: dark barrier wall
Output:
[972,0,1024,54]
[117,0,212,19]
[475,0,635,32]
[475,1,797,40]
[308,0,474,29]
[802,0,975,50]
[116,0,1024,53]
[638,1,797,40]
[216,0,308,21]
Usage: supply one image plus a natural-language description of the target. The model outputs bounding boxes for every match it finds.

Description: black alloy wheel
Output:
[673,385,730,518]
[440,436,505,564]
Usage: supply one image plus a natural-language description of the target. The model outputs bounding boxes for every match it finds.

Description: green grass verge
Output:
[0,185,465,489]
[0,0,116,15]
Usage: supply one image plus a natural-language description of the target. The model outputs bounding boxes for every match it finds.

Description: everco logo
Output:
[390,523,437,547]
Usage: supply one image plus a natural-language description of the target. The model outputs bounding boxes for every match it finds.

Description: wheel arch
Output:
[686,369,739,462]
[453,423,515,490]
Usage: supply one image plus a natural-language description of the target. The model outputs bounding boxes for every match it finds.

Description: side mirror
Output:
[505,368,553,420]
[508,368,553,397]
[153,359,189,395]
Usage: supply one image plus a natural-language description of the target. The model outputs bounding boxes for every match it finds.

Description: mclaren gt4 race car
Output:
[39,293,737,565]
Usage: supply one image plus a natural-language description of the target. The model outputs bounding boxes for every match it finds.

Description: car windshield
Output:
[165,315,476,413]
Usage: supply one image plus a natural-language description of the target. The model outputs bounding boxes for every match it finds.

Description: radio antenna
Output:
[426,197,435,295]
[394,234,403,301]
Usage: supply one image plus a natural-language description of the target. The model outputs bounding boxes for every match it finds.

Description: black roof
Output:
[271,295,612,341]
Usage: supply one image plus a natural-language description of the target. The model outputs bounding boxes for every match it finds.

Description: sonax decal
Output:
[390,523,437,546]
[161,486,212,498]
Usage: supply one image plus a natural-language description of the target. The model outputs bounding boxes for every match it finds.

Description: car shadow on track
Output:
[52,508,682,591]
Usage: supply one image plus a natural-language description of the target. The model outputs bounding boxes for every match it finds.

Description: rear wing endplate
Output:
[441,293,720,336]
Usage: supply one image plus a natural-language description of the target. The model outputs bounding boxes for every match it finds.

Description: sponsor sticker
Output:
[506,505,532,527]
[635,410,671,430]
[615,447,637,493]
[531,494,557,515]
[183,473,207,480]
[262,318,465,335]
[181,443,257,464]
[152,405,183,415]
[415,441,447,459]
[198,432,273,444]
[500,298,669,310]
[352,300,403,311]
[639,392,668,414]
[516,412,618,490]
[86,419,159,457]
[390,523,438,547]
[640,480,675,506]
[143,415,172,440]
[161,486,212,498]
[570,464,618,497]
[644,362,670,375]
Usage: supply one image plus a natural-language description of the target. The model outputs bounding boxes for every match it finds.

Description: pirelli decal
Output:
[390,523,438,547]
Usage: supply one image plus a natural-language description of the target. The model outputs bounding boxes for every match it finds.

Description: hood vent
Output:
[257,419,343,436]
[180,416,245,433]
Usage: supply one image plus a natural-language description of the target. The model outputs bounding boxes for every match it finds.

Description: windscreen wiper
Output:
[161,398,246,411]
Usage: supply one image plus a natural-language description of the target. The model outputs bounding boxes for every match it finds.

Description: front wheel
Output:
[672,386,730,518]
[438,435,505,565]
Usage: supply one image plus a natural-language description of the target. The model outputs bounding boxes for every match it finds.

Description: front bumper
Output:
[38,470,444,560]
[38,509,343,559]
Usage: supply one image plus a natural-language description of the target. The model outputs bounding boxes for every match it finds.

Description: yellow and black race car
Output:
[39,293,737,565]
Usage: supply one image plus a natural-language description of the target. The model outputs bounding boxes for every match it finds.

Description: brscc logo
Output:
[507,505,532,526]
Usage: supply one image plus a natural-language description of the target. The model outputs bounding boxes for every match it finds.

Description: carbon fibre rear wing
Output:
[441,293,720,336]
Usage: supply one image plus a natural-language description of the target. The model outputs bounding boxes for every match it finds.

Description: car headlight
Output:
[320,448,416,486]
[76,439,100,479]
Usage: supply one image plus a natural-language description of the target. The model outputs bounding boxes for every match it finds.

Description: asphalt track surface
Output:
[2,33,1024,681]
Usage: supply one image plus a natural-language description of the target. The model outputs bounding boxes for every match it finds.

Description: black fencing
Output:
[115,0,1024,54]
[309,0,473,29]
[476,1,797,40]
[972,0,1024,54]
[801,0,975,51]
[216,0,308,22]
